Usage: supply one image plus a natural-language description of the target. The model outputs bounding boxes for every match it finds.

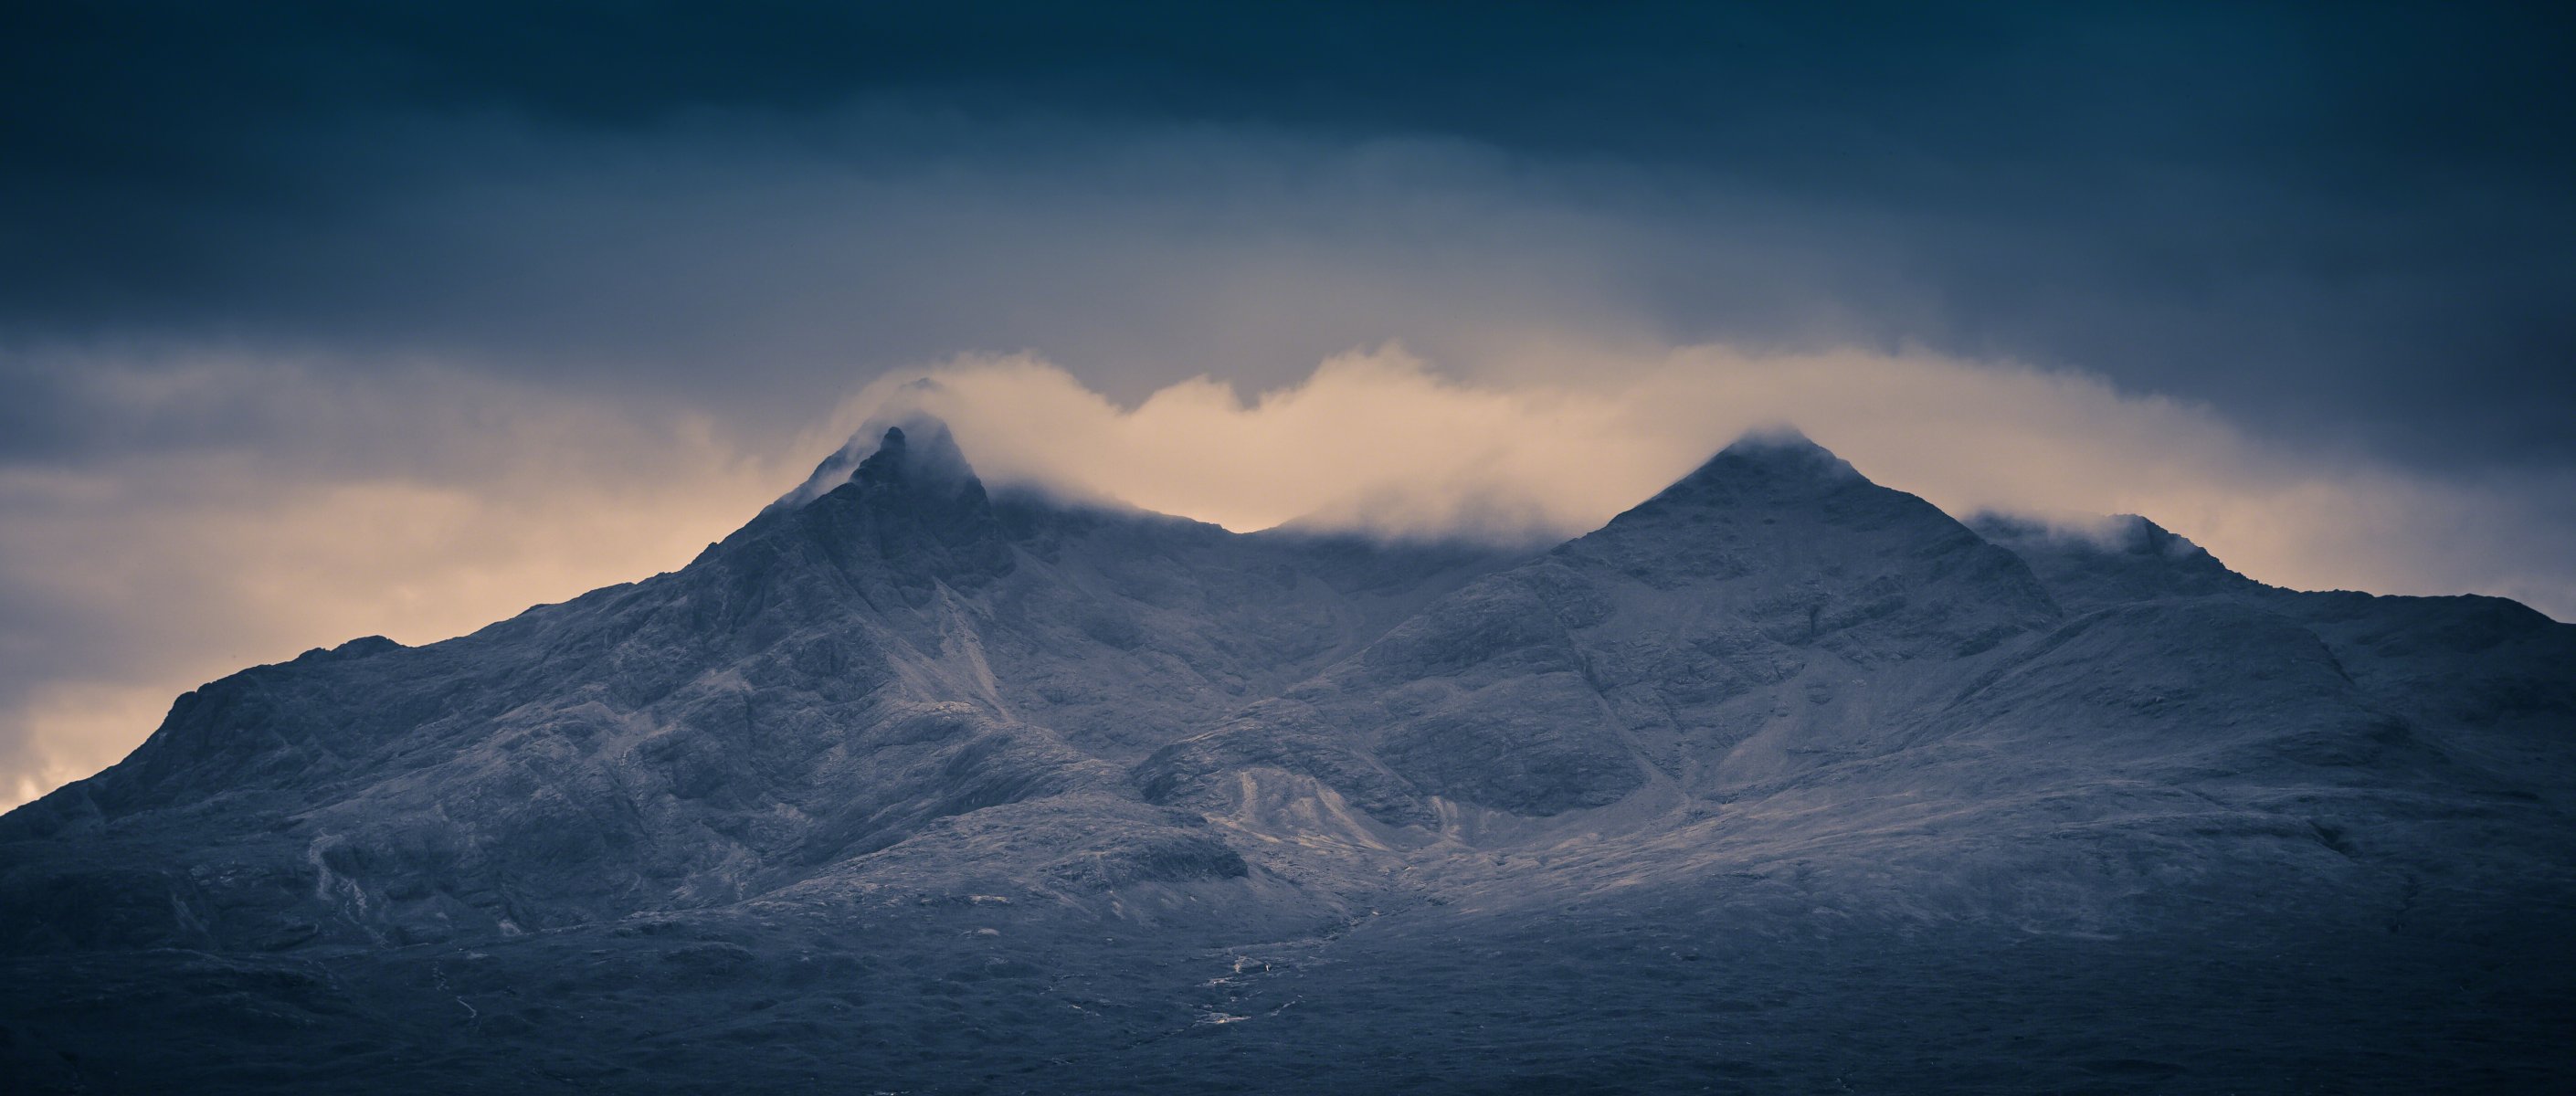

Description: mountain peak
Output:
[1543,425,2060,658]
[1703,426,1858,480]
[849,420,978,496]
[1626,427,1863,517]
[715,414,1013,602]
[1717,423,1821,452]
[772,415,980,511]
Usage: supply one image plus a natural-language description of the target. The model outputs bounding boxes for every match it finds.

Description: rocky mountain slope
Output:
[3,422,2570,1093]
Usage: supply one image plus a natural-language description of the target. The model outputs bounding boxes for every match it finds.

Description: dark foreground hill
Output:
[3,423,2571,1094]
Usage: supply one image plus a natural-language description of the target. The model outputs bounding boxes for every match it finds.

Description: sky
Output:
[4,2,2573,806]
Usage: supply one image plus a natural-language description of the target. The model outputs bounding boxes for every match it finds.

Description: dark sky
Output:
[6,1,2573,466]
[5,2,2576,805]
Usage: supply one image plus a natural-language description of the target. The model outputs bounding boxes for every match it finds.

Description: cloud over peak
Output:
[835,344,2576,623]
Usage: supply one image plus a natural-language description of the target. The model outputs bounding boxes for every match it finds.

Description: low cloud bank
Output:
[0,353,814,809]
[2,342,2567,810]
[840,345,2575,618]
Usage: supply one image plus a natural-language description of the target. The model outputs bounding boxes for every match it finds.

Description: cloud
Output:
[842,344,2576,616]
[5,339,2571,811]
[6,79,2572,471]
[0,352,818,810]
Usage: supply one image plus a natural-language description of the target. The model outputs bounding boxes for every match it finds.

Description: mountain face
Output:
[3,424,2571,1094]
[0,423,1515,950]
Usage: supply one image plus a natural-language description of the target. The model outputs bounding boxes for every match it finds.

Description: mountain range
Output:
[4,421,2570,1094]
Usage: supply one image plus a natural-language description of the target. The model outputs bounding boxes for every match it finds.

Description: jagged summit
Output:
[771,414,983,512]
[715,417,1017,603]
[846,423,978,495]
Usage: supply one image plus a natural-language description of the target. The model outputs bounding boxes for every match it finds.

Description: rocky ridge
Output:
[2,420,2569,1093]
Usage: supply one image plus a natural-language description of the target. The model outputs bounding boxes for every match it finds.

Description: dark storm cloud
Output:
[5,1,2574,467]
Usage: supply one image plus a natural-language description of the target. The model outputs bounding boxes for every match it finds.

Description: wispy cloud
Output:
[849,344,2576,616]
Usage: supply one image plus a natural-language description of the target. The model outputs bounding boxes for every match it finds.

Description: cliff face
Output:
[3,422,2570,1093]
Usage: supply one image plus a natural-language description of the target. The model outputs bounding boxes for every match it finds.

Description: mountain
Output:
[1144,433,2060,827]
[3,422,2571,1094]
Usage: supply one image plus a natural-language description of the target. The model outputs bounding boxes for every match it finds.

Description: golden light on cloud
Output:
[843,344,2573,618]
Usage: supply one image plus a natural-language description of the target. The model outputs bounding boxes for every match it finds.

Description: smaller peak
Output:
[1971,511,2213,564]
[288,635,403,666]
[2103,514,2203,561]
[1969,510,2254,608]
